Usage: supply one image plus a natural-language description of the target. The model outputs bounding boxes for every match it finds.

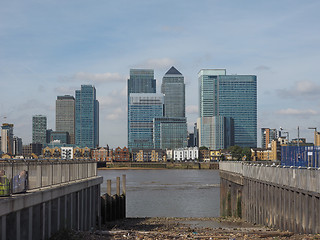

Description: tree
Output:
[241,147,251,161]
[228,145,242,160]
[199,146,208,150]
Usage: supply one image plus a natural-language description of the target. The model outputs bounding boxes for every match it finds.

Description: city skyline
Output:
[1,1,320,147]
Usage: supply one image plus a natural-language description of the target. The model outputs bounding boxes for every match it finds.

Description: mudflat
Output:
[51,217,320,239]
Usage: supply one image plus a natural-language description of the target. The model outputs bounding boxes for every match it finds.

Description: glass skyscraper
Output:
[128,69,156,94]
[128,69,157,149]
[153,117,187,149]
[198,69,257,149]
[56,95,75,144]
[161,66,185,118]
[128,93,164,149]
[75,85,99,148]
[32,115,47,145]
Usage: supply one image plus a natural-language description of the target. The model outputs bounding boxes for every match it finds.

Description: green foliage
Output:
[199,146,209,150]
[228,146,252,161]
[228,145,242,160]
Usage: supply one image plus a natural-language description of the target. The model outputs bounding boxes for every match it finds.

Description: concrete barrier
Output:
[220,162,320,234]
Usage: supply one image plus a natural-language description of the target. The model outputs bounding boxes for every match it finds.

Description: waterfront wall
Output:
[220,162,320,234]
[0,160,103,240]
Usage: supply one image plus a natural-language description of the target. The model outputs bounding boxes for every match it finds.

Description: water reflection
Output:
[98,169,220,218]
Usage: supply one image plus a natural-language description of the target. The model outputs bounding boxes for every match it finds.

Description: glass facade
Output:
[161,67,185,118]
[218,75,257,148]
[153,117,187,149]
[127,69,157,148]
[75,85,99,148]
[56,95,75,144]
[128,69,156,94]
[198,70,257,149]
[32,115,47,145]
[128,93,164,150]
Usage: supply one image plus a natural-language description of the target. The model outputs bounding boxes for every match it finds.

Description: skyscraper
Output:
[128,69,156,95]
[128,93,164,149]
[155,66,188,149]
[1,123,14,155]
[56,95,75,144]
[128,69,157,149]
[153,117,187,149]
[198,69,257,149]
[161,66,185,118]
[32,115,47,145]
[75,85,99,148]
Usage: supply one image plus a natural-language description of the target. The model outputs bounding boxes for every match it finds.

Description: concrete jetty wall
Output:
[0,160,103,240]
[220,162,320,234]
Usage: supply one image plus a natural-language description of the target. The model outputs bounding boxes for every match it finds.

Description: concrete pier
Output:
[0,160,103,240]
[220,162,320,234]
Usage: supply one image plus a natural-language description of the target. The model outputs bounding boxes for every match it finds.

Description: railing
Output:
[219,161,320,193]
[0,159,97,195]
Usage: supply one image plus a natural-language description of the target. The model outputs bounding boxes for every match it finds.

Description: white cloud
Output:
[254,65,271,71]
[105,107,125,120]
[134,58,175,70]
[276,108,318,115]
[186,105,198,114]
[73,72,123,83]
[277,80,320,100]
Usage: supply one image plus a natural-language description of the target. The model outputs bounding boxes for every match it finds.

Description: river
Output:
[98,169,220,218]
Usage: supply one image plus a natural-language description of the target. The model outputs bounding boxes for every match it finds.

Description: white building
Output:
[166,149,173,160]
[61,147,74,160]
[173,147,198,161]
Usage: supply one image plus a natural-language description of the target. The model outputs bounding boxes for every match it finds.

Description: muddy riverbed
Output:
[50,217,320,239]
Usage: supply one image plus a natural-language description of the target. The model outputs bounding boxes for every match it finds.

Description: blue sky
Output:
[1,0,320,148]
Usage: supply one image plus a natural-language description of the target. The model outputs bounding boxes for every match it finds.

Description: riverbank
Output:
[50,217,319,239]
[98,162,219,170]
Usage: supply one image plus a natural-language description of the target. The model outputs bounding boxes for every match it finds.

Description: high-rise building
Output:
[128,93,164,149]
[153,117,187,149]
[198,69,257,148]
[56,95,75,144]
[32,115,47,145]
[75,85,99,148]
[127,69,157,149]
[156,66,188,150]
[13,136,23,156]
[128,69,156,95]
[1,123,14,155]
[161,66,185,118]
[261,128,277,149]
[197,116,234,149]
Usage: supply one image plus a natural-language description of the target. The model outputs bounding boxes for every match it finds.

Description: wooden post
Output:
[116,177,120,219]
[122,175,126,219]
[107,180,112,221]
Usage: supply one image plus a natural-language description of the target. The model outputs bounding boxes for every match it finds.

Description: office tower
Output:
[161,66,185,118]
[197,116,234,149]
[128,93,164,149]
[198,69,257,148]
[32,115,47,145]
[13,136,23,156]
[56,95,75,144]
[75,85,99,148]
[127,69,157,148]
[153,117,187,149]
[261,128,277,149]
[1,123,14,154]
[154,66,188,149]
[128,69,156,95]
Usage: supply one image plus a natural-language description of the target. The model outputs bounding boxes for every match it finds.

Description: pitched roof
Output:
[165,66,182,75]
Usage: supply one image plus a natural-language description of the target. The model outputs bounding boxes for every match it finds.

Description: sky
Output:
[1,0,320,148]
